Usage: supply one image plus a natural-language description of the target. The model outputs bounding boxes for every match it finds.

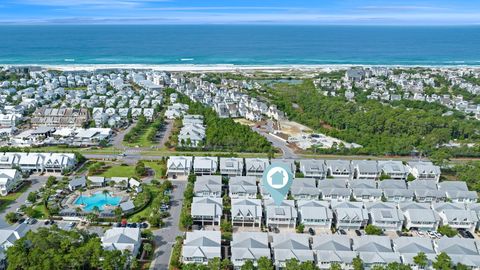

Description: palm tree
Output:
[102,189,110,205]
[75,207,82,217]
[92,206,100,215]
[143,243,153,256]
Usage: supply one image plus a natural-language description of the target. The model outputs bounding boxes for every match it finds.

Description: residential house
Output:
[231,232,271,270]
[392,237,436,269]
[435,238,480,269]
[219,158,244,177]
[365,202,404,231]
[264,199,298,229]
[353,236,401,269]
[299,159,327,179]
[318,179,350,201]
[399,202,440,231]
[407,161,441,182]
[231,198,262,227]
[182,231,221,265]
[191,197,223,226]
[88,176,105,187]
[378,161,408,180]
[0,224,30,265]
[193,156,218,175]
[101,227,141,257]
[297,200,333,230]
[325,160,352,179]
[331,201,369,230]
[245,158,269,177]
[290,178,319,200]
[0,169,22,196]
[379,180,413,203]
[433,202,478,231]
[408,180,446,203]
[68,176,86,191]
[271,233,315,269]
[352,160,381,180]
[229,176,258,199]
[438,181,478,204]
[194,175,222,198]
[350,179,382,202]
[271,159,296,175]
[167,156,193,178]
[313,235,356,270]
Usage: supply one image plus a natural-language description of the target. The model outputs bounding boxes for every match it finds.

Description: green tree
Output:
[413,252,429,269]
[455,264,469,270]
[102,189,110,202]
[365,224,383,235]
[285,258,301,270]
[46,176,57,188]
[296,223,305,233]
[5,212,18,224]
[437,225,457,237]
[143,243,153,256]
[221,258,232,270]
[330,263,342,270]
[241,260,255,270]
[257,256,274,270]
[27,191,37,203]
[433,252,452,270]
[208,257,221,270]
[353,256,364,270]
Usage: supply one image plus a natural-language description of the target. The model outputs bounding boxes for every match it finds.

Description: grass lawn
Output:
[124,126,158,148]
[144,161,166,178]
[0,183,31,213]
[129,185,162,223]
[100,165,137,178]
[32,204,49,219]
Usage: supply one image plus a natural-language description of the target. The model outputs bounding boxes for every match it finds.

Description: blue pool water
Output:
[75,192,122,212]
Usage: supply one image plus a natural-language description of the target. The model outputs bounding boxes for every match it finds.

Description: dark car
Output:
[17,218,25,224]
[458,230,467,238]
[308,228,315,236]
[141,223,148,229]
[273,227,280,233]
[465,231,475,239]
[44,220,50,225]
[339,229,347,235]
[355,230,362,236]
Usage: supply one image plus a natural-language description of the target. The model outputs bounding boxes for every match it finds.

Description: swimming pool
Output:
[74,192,122,211]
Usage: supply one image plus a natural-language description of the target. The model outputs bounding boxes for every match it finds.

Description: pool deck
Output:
[63,187,130,213]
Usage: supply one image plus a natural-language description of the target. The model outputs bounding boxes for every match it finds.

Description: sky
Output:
[0,0,479,25]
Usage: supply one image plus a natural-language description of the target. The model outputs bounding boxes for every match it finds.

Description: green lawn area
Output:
[0,183,31,213]
[124,126,158,148]
[32,204,49,219]
[144,161,166,178]
[128,185,162,223]
[100,165,137,178]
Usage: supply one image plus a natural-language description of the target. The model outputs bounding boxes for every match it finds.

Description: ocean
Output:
[0,25,480,66]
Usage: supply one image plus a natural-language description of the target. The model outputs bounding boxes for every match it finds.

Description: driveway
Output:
[0,176,49,229]
[150,181,186,270]
[253,127,298,159]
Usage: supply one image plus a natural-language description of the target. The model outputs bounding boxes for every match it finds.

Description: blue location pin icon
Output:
[262,163,293,206]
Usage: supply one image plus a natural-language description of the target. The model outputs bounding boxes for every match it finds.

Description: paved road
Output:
[150,180,186,270]
[0,176,49,229]
[157,120,173,148]
[253,127,298,159]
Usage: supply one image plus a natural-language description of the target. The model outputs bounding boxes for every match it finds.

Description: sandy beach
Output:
[2,63,479,73]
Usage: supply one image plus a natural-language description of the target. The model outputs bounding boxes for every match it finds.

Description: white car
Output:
[417,230,425,236]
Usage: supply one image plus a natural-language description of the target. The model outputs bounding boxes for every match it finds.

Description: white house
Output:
[0,169,22,196]
[297,200,333,230]
[229,176,258,199]
[191,197,223,226]
[193,156,218,175]
[231,232,271,270]
[399,202,440,231]
[167,156,193,178]
[231,198,262,227]
[264,199,298,229]
[182,230,221,265]
[101,227,141,257]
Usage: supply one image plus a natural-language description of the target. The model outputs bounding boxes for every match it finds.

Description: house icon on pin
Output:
[271,170,285,186]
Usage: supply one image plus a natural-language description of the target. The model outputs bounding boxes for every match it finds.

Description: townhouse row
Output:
[191,175,480,232]
[167,156,441,181]
[183,232,480,270]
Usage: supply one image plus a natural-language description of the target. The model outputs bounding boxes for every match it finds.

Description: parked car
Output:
[339,229,347,235]
[417,230,425,236]
[427,231,437,238]
[140,223,148,229]
[273,227,280,233]
[355,230,362,236]
[17,218,25,224]
[44,220,51,225]
[308,228,315,236]
[465,231,475,239]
